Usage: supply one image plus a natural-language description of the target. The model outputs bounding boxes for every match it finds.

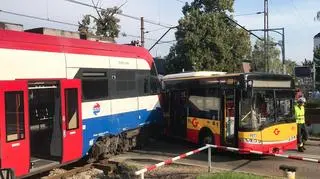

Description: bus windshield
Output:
[240,89,294,130]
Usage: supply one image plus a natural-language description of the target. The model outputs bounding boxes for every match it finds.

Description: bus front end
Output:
[238,74,297,154]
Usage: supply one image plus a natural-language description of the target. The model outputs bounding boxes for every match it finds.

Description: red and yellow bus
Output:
[161,71,297,154]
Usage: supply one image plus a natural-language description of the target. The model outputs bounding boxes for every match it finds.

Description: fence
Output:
[134,144,320,179]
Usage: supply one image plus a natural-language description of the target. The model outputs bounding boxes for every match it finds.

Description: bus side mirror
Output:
[0,168,15,179]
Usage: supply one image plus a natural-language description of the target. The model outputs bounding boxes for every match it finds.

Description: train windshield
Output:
[240,89,294,130]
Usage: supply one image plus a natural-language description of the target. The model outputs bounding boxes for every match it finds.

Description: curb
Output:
[309,137,320,141]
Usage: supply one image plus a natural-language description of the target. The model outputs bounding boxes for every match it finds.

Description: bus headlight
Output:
[288,135,296,141]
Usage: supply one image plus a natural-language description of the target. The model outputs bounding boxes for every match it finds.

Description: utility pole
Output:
[281,28,286,74]
[313,62,316,90]
[140,17,145,47]
[264,0,269,72]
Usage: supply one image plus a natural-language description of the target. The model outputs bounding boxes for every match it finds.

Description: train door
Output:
[221,88,238,147]
[60,79,82,163]
[0,81,30,176]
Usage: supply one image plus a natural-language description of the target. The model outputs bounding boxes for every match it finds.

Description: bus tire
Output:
[199,128,214,146]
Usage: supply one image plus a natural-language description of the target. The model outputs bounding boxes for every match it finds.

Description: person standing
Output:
[294,97,308,152]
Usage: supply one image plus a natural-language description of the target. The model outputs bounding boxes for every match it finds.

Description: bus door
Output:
[60,79,82,163]
[0,81,30,176]
[170,90,188,138]
[221,89,238,147]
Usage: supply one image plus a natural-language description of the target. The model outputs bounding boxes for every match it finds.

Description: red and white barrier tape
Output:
[135,145,209,175]
[207,144,320,163]
[135,144,320,176]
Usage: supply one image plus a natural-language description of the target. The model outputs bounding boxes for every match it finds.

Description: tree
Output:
[78,0,122,41]
[165,0,251,74]
[314,47,320,90]
[284,59,296,76]
[251,38,282,73]
[316,11,320,21]
[302,58,313,67]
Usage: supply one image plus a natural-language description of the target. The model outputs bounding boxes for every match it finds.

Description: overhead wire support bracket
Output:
[148,26,178,51]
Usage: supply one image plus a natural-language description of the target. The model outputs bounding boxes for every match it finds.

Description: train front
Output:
[238,73,297,154]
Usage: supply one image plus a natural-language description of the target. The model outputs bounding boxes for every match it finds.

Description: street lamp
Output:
[249,28,285,74]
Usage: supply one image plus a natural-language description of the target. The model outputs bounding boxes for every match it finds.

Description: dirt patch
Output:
[120,158,213,179]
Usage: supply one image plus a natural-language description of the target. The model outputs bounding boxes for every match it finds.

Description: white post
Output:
[208,147,212,172]
[140,172,144,179]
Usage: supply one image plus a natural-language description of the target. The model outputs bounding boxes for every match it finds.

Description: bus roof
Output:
[162,72,293,81]
[162,71,228,81]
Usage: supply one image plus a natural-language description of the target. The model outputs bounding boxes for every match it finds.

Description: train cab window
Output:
[5,91,25,142]
[65,89,79,130]
[150,64,160,94]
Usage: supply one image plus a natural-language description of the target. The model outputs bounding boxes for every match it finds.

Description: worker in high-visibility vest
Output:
[294,97,308,152]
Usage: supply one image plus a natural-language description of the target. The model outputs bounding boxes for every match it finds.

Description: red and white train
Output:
[0,28,162,178]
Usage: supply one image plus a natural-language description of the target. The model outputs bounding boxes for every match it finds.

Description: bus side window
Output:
[188,88,220,120]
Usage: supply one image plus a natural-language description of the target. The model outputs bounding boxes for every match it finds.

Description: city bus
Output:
[161,71,297,154]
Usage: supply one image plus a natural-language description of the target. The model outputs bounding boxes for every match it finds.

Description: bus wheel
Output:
[199,129,214,146]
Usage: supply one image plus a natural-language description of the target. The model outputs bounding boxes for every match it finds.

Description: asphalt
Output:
[111,138,320,179]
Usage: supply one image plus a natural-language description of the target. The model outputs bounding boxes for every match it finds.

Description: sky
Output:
[0,0,319,64]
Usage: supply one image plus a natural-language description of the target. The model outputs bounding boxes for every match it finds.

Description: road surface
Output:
[110,138,320,178]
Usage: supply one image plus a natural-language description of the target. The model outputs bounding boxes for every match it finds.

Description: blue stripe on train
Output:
[82,108,162,156]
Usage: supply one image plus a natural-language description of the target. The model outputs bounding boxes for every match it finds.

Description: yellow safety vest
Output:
[294,105,305,124]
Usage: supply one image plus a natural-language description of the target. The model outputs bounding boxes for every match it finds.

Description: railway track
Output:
[27,159,121,179]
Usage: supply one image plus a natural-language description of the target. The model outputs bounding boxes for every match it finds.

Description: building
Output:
[0,21,23,31]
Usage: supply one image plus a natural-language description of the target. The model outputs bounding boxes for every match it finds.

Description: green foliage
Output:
[314,47,320,90]
[284,59,296,76]
[251,38,282,73]
[314,47,320,63]
[182,0,234,14]
[316,11,320,21]
[165,0,251,74]
[302,59,313,67]
[78,2,121,40]
[197,172,266,179]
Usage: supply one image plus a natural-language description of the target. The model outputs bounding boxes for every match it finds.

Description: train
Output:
[0,28,162,178]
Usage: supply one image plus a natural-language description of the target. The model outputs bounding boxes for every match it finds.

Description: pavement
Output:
[110,138,320,179]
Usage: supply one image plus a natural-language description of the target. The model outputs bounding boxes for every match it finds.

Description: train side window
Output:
[115,70,137,97]
[5,91,25,142]
[137,71,150,95]
[65,88,79,130]
[82,79,108,101]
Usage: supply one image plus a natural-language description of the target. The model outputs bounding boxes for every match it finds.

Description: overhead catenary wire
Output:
[64,0,173,28]
[0,6,260,47]
[174,0,186,4]
[234,12,264,17]
[0,9,79,27]
[123,34,176,44]
[289,0,307,25]
[0,9,174,44]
